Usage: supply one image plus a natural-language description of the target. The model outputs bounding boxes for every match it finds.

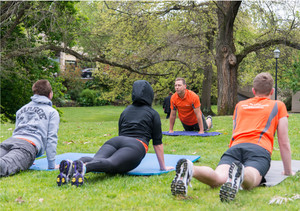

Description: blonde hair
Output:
[253,72,274,95]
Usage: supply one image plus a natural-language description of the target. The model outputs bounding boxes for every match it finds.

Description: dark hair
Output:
[169,92,173,96]
[175,77,186,85]
[32,79,52,97]
[253,72,274,95]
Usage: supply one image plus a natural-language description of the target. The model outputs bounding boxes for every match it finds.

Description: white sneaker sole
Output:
[220,161,244,202]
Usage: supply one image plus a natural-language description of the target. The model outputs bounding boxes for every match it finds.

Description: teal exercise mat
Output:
[163,131,221,136]
[29,153,201,176]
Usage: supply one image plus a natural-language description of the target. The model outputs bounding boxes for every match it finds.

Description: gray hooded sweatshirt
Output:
[12,95,60,169]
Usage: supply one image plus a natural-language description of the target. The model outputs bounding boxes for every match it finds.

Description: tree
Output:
[215,1,300,114]
[280,53,300,94]
[2,1,299,116]
[69,1,300,114]
[75,1,219,112]
[1,1,80,121]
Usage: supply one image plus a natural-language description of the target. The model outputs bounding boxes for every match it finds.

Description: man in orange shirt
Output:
[169,78,212,134]
[171,73,294,201]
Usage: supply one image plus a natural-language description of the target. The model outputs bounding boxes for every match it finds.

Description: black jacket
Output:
[118,80,162,146]
[163,95,171,113]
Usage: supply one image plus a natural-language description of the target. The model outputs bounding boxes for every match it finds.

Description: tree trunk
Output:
[216,1,241,115]
[201,28,215,116]
[201,62,214,115]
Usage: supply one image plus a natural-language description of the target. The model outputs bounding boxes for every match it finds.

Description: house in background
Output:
[59,52,77,71]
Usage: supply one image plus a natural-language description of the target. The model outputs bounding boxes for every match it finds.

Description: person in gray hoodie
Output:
[56,80,173,186]
[0,79,60,177]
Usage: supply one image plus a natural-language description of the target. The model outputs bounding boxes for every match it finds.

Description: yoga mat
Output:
[162,131,222,136]
[262,160,300,187]
[29,153,201,176]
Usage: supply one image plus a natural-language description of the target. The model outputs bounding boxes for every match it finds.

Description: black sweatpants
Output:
[79,136,146,174]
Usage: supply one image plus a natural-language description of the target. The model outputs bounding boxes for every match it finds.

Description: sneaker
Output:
[171,158,193,196]
[71,160,86,187]
[56,160,73,186]
[220,161,244,202]
[207,115,213,129]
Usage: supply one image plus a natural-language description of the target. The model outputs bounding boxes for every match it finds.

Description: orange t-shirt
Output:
[230,97,288,154]
[170,89,201,125]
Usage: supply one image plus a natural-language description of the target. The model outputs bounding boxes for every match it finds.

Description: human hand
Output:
[282,171,296,176]
[161,166,174,171]
[55,164,60,169]
[169,130,174,133]
[198,130,204,134]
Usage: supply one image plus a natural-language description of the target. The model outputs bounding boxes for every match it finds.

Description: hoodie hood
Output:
[31,94,52,106]
[132,80,154,106]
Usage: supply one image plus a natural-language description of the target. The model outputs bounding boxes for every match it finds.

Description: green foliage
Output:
[0,56,64,122]
[0,106,299,210]
[236,3,300,90]
[73,1,219,105]
[280,54,300,94]
[60,70,84,102]
[2,1,299,116]
[78,89,98,106]
[52,105,64,120]
[1,1,82,122]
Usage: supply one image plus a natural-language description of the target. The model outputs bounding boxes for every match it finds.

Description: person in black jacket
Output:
[57,80,174,186]
[163,92,172,119]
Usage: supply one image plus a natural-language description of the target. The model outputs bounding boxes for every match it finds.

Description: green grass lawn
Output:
[1,105,299,210]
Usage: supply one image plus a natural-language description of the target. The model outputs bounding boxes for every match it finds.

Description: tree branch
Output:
[236,38,300,64]
[154,2,210,15]
[2,45,174,76]
[1,2,31,48]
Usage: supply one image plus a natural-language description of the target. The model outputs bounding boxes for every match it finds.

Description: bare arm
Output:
[277,117,294,175]
[194,107,204,134]
[169,109,176,133]
[153,144,174,171]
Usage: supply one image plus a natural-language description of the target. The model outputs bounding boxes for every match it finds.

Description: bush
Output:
[78,89,97,106]
[95,96,111,106]
[60,69,85,101]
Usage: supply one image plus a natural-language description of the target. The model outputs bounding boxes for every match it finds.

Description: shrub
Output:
[60,69,85,101]
[78,89,97,106]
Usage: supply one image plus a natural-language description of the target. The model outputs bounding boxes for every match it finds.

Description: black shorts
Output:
[218,143,271,177]
[181,113,208,131]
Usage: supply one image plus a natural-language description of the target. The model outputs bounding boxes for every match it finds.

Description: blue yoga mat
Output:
[29,153,201,176]
[162,131,222,136]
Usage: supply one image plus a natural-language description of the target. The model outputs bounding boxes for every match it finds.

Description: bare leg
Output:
[242,166,262,190]
[192,164,230,188]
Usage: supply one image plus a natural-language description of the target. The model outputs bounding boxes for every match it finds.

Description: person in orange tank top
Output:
[170,73,294,201]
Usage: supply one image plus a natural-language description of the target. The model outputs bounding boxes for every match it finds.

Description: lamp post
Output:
[274,48,280,100]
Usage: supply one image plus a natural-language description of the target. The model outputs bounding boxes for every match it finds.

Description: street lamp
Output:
[273,48,280,100]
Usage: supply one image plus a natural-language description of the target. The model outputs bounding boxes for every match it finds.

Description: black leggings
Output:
[79,136,146,174]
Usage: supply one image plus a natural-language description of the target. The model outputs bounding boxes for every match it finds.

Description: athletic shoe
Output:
[220,161,244,202]
[56,160,73,186]
[207,115,213,129]
[171,158,193,196]
[71,160,86,187]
